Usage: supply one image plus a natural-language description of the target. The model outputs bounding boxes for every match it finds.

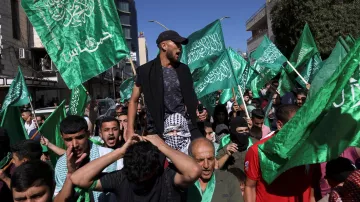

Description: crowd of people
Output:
[0,30,359,202]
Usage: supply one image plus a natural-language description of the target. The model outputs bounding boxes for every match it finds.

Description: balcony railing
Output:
[246,4,266,24]
[247,29,268,44]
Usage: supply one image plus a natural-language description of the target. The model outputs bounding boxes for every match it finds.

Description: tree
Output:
[271,0,360,59]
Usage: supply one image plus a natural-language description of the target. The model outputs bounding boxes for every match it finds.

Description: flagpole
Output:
[128,56,137,76]
[231,88,237,118]
[111,67,116,99]
[28,96,39,129]
[28,96,41,140]
[232,88,236,100]
[128,58,145,106]
[237,85,250,119]
[286,60,309,86]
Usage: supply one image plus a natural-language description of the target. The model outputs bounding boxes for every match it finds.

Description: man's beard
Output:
[166,51,179,63]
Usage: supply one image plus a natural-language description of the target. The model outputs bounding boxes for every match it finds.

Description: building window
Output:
[11,0,21,40]
[118,2,129,12]
[123,27,131,39]
[120,15,130,25]
[127,41,132,50]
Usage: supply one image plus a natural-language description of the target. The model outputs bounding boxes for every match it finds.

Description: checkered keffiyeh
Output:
[163,113,191,153]
[329,170,360,202]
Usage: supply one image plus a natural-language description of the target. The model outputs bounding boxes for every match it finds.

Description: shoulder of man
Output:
[214,169,235,181]
[54,154,67,186]
[137,58,157,71]
[55,154,67,170]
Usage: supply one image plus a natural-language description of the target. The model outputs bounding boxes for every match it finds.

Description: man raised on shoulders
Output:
[126,30,201,140]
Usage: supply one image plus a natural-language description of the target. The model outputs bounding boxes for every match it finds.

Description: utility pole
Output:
[0,15,3,60]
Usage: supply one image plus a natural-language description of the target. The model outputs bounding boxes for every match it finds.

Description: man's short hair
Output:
[115,105,122,111]
[123,142,162,182]
[296,89,308,97]
[99,116,119,128]
[11,140,42,161]
[203,122,212,129]
[36,115,46,121]
[188,138,215,157]
[325,157,356,183]
[21,108,32,114]
[11,160,54,192]
[275,104,300,124]
[60,115,88,134]
[251,108,265,119]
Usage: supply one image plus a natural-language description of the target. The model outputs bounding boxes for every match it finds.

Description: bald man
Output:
[187,138,243,202]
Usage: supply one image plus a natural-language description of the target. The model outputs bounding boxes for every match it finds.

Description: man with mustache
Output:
[126,30,201,140]
[187,138,243,202]
[53,115,123,202]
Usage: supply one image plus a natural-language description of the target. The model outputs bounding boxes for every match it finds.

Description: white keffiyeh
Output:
[163,113,191,154]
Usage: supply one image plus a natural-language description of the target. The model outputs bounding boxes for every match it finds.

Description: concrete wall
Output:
[138,37,148,66]
[0,0,32,77]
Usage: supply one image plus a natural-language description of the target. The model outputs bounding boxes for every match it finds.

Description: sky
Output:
[136,0,266,59]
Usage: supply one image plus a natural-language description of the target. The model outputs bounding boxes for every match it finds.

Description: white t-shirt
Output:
[24,120,37,135]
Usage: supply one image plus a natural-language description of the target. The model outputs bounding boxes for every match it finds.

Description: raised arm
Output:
[41,136,66,156]
[126,84,141,141]
[70,137,138,191]
[142,135,202,189]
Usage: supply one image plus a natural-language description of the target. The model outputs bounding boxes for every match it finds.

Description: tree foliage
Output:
[271,0,360,58]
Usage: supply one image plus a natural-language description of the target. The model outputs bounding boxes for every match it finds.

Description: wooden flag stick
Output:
[237,85,250,119]
[28,96,40,129]
[129,58,137,76]
[232,88,236,100]
[2,160,13,171]
[286,61,309,86]
[30,130,40,140]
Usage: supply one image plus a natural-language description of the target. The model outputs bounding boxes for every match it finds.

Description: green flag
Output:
[199,92,217,116]
[249,36,287,95]
[228,48,248,84]
[345,35,356,48]
[119,76,135,103]
[194,49,237,99]
[1,67,30,112]
[0,107,28,145]
[181,20,226,72]
[264,93,274,128]
[219,89,234,104]
[258,39,360,184]
[69,84,88,116]
[0,67,30,144]
[309,38,348,97]
[250,36,287,70]
[339,36,351,53]
[245,65,262,98]
[39,100,66,165]
[278,23,321,93]
[22,0,130,89]
[277,69,295,96]
[192,64,211,82]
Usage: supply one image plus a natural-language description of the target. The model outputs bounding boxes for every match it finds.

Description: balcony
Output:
[247,30,268,53]
[246,4,267,31]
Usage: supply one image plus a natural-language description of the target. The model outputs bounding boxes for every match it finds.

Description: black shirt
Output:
[100,167,185,202]
[162,67,186,119]
[135,67,187,134]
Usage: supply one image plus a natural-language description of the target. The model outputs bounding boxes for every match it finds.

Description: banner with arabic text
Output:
[22,0,130,89]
